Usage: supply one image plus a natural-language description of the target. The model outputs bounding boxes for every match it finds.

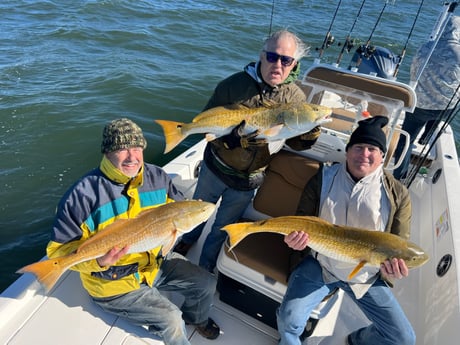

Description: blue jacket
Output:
[47,157,184,297]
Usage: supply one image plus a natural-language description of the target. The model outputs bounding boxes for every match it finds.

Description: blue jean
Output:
[181,162,255,271]
[393,108,443,179]
[92,253,216,345]
[277,256,415,345]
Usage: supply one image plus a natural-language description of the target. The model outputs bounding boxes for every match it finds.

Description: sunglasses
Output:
[264,51,296,67]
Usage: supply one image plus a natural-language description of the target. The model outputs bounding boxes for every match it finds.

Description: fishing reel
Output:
[324,34,335,48]
[315,33,335,51]
[356,44,376,59]
[337,38,356,53]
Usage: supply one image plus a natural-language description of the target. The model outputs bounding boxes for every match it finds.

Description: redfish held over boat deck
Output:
[222,216,429,280]
[155,102,332,153]
[17,200,216,292]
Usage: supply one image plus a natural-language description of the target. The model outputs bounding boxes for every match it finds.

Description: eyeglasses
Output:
[264,51,296,67]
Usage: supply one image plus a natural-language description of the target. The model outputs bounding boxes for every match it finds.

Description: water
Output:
[0,0,455,292]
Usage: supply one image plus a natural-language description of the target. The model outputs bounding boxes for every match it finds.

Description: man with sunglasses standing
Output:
[174,30,320,272]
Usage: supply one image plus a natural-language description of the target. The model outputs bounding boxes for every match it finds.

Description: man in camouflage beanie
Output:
[46,117,220,344]
[101,118,147,154]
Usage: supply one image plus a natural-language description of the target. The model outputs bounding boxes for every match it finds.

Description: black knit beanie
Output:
[346,115,388,153]
[101,118,147,154]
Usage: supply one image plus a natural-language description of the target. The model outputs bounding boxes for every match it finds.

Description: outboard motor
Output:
[349,45,401,79]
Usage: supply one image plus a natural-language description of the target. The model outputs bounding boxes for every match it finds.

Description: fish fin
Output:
[161,231,179,256]
[16,257,68,293]
[221,223,253,250]
[262,124,284,137]
[193,104,249,122]
[205,133,217,141]
[222,104,250,111]
[299,215,337,228]
[347,261,367,280]
[154,119,186,154]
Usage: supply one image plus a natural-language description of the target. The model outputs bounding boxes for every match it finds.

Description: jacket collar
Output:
[100,155,144,187]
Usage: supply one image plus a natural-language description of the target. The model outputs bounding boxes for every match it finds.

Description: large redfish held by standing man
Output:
[155,102,332,153]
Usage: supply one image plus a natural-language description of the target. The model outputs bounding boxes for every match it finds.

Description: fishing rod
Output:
[393,0,426,78]
[411,1,459,88]
[268,0,276,36]
[353,0,390,69]
[403,1,459,188]
[406,84,460,187]
[336,0,367,66]
[317,0,343,60]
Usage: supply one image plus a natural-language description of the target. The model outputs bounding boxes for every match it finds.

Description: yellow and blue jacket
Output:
[46,156,184,297]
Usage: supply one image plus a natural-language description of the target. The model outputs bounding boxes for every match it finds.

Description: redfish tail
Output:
[221,222,253,250]
[17,257,67,293]
[154,119,186,154]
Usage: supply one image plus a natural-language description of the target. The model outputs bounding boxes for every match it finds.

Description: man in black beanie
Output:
[346,115,388,153]
[277,116,415,345]
[344,115,389,181]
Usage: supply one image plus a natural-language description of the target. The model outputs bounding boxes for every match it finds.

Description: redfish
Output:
[155,102,332,153]
[18,200,216,292]
[222,216,429,279]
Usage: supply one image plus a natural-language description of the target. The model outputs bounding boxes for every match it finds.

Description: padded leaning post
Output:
[223,150,320,284]
[253,150,320,218]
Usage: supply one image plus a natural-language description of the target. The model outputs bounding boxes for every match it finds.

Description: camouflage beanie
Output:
[101,118,147,154]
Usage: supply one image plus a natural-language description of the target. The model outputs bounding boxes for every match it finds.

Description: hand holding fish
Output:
[222,120,267,149]
[284,231,310,251]
[96,245,130,267]
[380,258,409,280]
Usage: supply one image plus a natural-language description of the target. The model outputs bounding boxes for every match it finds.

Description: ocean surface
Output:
[0,0,457,292]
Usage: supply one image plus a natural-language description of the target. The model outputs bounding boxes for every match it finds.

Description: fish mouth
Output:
[318,113,333,125]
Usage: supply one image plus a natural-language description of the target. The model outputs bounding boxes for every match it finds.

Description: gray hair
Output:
[262,30,310,61]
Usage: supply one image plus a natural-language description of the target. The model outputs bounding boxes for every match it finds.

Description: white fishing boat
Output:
[1,2,460,345]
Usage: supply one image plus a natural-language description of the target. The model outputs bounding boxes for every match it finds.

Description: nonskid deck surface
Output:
[0,264,279,345]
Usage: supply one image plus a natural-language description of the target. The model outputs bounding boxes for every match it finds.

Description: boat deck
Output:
[0,241,368,345]
[0,270,276,345]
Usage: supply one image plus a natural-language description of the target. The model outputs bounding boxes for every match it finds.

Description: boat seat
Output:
[325,108,355,133]
[305,66,415,109]
[221,150,320,285]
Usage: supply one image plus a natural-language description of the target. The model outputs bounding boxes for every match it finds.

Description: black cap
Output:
[346,115,388,153]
